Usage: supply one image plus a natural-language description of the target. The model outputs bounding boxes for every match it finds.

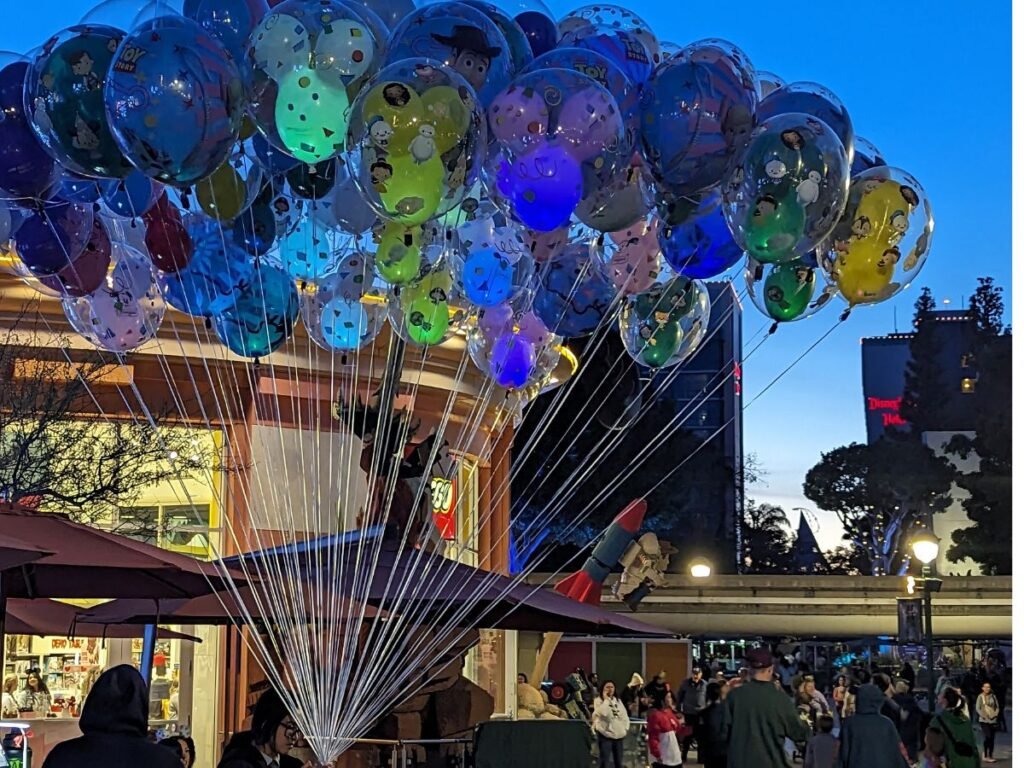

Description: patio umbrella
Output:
[0,532,53,571]
[4,599,200,642]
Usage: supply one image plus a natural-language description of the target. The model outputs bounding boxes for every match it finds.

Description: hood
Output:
[629,673,644,687]
[79,664,149,736]
[854,683,884,715]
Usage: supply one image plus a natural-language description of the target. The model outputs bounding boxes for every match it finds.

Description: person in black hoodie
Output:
[42,664,181,768]
[218,688,308,768]
[837,683,906,768]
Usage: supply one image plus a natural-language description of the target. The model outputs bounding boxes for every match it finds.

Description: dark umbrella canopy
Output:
[4,598,199,642]
[0,504,237,599]
[0,532,53,571]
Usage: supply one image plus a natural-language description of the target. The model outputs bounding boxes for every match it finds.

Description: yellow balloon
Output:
[420,85,470,155]
[361,81,425,156]
[376,153,444,226]
[852,179,915,248]
[196,162,247,221]
[833,237,900,306]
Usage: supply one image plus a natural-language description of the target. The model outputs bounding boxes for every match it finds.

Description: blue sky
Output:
[2,1,1011,548]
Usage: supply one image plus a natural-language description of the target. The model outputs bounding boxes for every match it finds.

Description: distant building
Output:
[792,511,825,574]
[660,281,743,572]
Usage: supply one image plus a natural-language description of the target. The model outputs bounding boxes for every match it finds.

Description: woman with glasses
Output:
[218,689,307,768]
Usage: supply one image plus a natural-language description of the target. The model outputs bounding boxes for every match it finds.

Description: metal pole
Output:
[141,623,158,689]
[0,573,7,679]
[923,565,936,717]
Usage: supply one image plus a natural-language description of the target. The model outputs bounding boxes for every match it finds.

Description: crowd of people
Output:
[578,649,1008,768]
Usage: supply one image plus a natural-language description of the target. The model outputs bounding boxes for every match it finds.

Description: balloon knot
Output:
[768,322,779,335]
[840,309,851,322]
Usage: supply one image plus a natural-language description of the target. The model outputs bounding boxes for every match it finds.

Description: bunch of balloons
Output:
[0,0,933,393]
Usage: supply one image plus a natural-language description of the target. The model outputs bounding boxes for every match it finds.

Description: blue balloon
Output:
[516,11,557,58]
[532,243,614,337]
[247,134,302,176]
[213,261,299,357]
[0,62,57,200]
[386,2,514,105]
[183,0,269,67]
[461,0,534,73]
[757,82,855,165]
[851,135,886,177]
[12,201,94,277]
[274,219,348,282]
[560,25,653,88]
[101,170,157,218]
[232,201,277,256]
[105,16,245,186]
[490,331,536,388]
[640,41,757,196]
[54,171,101,204]
[321,296,369,350]
[494,141,583,232]
[660,190,744,279]
[159,218,254,316]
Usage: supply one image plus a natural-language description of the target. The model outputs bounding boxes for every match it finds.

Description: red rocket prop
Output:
[553,499,648,606]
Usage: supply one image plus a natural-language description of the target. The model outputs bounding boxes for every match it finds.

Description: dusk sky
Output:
[1,0,1011,548]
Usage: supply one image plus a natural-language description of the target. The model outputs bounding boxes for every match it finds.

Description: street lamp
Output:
[689,557,712,579]
[910,528,943,716]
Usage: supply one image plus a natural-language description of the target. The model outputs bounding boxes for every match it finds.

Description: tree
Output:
[900,287,947,433]
[943,280,1011,573]
[0,313,212,532]
[803,437,956,575]
[740,502,792,574]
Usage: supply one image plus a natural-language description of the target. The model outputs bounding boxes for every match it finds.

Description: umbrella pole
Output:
[141,623,157,689]
[0,572,6,676]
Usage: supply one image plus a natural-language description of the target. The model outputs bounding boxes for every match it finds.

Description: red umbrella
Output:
[0,532,53,571]
[4,599,200,642]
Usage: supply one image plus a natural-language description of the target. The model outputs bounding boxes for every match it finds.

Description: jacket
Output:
[804,732,837,768]
[42,665,181,768]
[975,693,999,724]
[930,710,981,768]
[837,684,907,768]
[892,691,923,754]
[218,732,304,768]
[678,678,708,715]
[592,696,630,740]
[724,679,810,768]
[703,701,730,764]
[646,707,683,766]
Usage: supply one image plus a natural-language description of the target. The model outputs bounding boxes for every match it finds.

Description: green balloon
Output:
[274,68,351,164]
[745,186,806,264]
[404,295,449,345]
[634,277,696,326]
[640,320,683,368]
[763,262,815,322]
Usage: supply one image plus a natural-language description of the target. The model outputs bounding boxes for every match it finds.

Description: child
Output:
[804,714,837,768]
[918,726,946,768]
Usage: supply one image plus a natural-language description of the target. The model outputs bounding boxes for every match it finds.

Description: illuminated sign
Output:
[867,397,907,427]
[431,477,457,540]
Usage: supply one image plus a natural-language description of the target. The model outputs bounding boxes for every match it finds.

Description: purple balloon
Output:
[488,83,550,150]
[13,201,94,276]
[559,84,623,163]
[38,217,112,297]
[497,140,583,231]
[0,62,57,200]
[490,331,536,388]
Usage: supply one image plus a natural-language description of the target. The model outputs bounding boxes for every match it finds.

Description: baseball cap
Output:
[746,647,774,670]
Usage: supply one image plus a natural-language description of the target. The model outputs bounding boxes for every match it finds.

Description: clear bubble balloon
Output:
[451,214,535,307]
[194,146,264,222]
[184,0,269,67]
[158,216,254,316]
[0,60,59,200]
[557,6,658,88]
[756,70,785,100]
[348,59,485,227]
[532,242,615,337]
[619,275,709,368]
[62,241,165,352]
[592,214,664,296]
[851,136,886,177]
[213,260,300,357]
[722,112,850,265]
[300,252,387,352]
[388,265,464,346]
[38,215,112,297]
[461,0,534,74]
[746,252,833,323]
[659,189,744,279]
[386,2,514,106]
[247,0,384,164]
[274,217,355,282]
[819,167,932,308]
[11,200,94,276]
[756,81,855,164]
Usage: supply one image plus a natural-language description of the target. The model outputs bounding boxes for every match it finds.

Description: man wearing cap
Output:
[722,647,810,768]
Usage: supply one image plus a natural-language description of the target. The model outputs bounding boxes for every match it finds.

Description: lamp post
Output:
[911,530,941,716]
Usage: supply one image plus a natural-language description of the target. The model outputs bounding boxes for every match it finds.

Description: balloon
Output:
[389,267,459,346]
[158,216,254,315]
[12,201,94,276]
[461,1,534,74]
[757,81,855,164]
[247,1,384,163]
[312,162,378,234]
[286,159,338,200]
[557,3,658,58]
[0,61,58,200]
[532,243,614,337]
[487,83,549,151]
[558,22,656,88]
[851,136,886,177]
[105,16,245,186]
[62,241,165,352]
[184,0,269,66]
[247,132,302,175]
[493,141,584,231]
[746,253,832,323]
[452,220,534,307]
[489,331,537,388]
[659,190,744,279]
[386,2,514,106]
[144,207,194,272]
[214,260,299,357]
[300,254,387,352]
[575,156,652,232]
[54,171,102,203]
[820,168,932,308]
[25,25,135,179]
[516,10,557,57]
[100,170,157,218]
[756,70,784,99]
[38,215,112,296]
[373,221,424,285]
[639,39,757,196]
[232,200,277,256]
[594,214,663,295]
[195,149,263,221]
[619,276,709,368]
[274,217,351,282]
[349,60,485,226]
[722,113,850,265]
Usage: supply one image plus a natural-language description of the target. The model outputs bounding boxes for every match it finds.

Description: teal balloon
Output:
[213,262,299,357]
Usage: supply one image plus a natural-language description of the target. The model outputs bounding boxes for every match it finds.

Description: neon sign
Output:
[867,397,907,427]
[431,477,457,540]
